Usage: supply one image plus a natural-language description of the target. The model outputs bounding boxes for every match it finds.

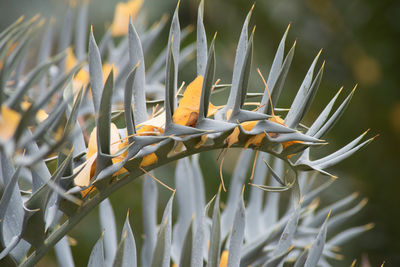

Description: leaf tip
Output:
[285,23,291,33]
[364,222,375,231]
[359,198,368,207]
[317,48,323,58]
[326,209,332,220]
[213,31,218,40]
[352,84,358,93]
[250,2,256,12]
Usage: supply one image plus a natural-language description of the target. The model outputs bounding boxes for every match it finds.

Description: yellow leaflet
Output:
[74,154,96,187]
[219,250,229,267]
[66,47,89,88]
[0,105,21,142]
[173,76,222,126]
[194,134,208,149]
[140,153,158,167]
[267,116,303,157]
[136,124,164,167]
[111,0,144,37]
[102,63,119,83]
[244,133,265,148]
[66,48,118,91]
[226,121,257,148]
[74,123,126,188]
[137,124,164,135]
[138,112,165,129]
[226,116,303,155]
[20,101,48,123]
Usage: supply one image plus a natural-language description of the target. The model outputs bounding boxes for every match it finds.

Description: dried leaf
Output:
[74,123,126,188]
[140,153,158,167]
[225,115,303,153]
[111,0,143,36]
[66,47,89,87]
[0,105,21,142]
[219,250,229,267]
[102,63,118,83]
[173,76,221,126]
[20,101,48,122]
[136,125,164,167]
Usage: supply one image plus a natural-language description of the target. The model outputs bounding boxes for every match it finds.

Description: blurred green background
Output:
[1,0,399,266]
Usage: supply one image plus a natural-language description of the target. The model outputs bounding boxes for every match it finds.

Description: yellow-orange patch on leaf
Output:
[140,153,157,167]
[74,123,126,188]
[225,120,257,148]
[0,105,21,142]
[219,250,229,267]
[102,63,119,83]
[137,124,164,135]
[194,134,209,149]
[226,115,303,152]
[173,76,222,126]
[138,112,165,129]
[268,116,303,152]
[111,0,143,36]
[135,124,164,167]
[66,47,90,88]
[20,101,48,122]
[74,154,96,187]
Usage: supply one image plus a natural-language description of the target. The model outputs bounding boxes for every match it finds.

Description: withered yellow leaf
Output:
[219,250,229,267]
[102,63,118,83]
[74,154,96,187]
[66,47,90,87]
[244,133,265,148]
[111,0,143,36]
[20,101,48,123]
[173,76,221,126]
[74,123,126,187]
[225,120,257,148]
[0,105,21,142]
[226,115,303,152]
[194,134,208,149]
[138,112,165,129]
[137,124,164,135]
[267,116,303,153]
[135,124,164,167]
[140,153,158,167]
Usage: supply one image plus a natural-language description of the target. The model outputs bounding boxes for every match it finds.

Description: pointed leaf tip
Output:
[250,2,256,12]
[364,223,375,230]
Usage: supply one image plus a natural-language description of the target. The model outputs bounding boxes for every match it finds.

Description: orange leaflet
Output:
[74,123,125,188]
[225,115,303,154]
[173,76,221,127]
[136,125,164,167]
[111,0,143,37]
[66,47,89,88]
[102,63,119,83]
[0,105,21,142]
[20,101,48,123]
[66,48,118,94]
[219,250,229,267]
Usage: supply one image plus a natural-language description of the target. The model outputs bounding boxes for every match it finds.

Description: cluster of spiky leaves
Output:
[60,154,371,267]
[0,0,374,266]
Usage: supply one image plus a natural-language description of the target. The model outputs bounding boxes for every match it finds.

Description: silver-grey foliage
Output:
[0,1,373,266]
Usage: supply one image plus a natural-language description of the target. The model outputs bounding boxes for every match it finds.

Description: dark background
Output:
[0,0,399,266]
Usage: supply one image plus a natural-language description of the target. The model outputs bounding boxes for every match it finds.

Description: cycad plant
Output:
[0,0,374,266]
